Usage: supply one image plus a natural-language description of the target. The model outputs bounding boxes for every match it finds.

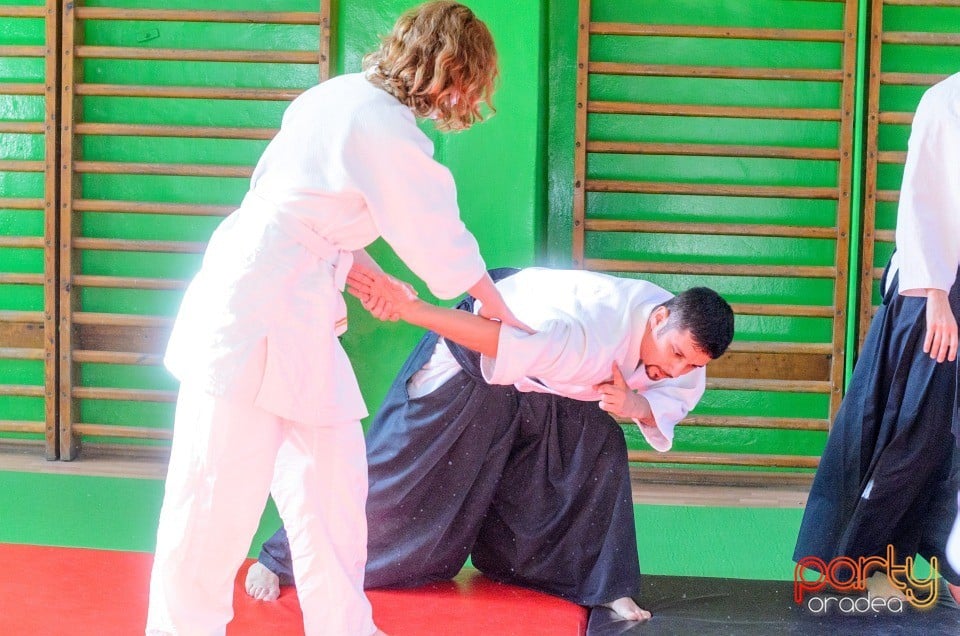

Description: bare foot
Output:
[949,583,960,605]
[245,562,281,601]
[865,572,907,601]
[602,597,651,621]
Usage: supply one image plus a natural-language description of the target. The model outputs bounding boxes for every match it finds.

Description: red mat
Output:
[0,544,587,635]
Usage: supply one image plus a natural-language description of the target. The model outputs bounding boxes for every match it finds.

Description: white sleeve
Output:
[480,318,591,386]
[341,113,487,300]
[632,367,705,452]
[895,94,960,296]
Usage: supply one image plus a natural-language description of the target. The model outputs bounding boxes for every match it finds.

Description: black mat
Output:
[586,575,960,635]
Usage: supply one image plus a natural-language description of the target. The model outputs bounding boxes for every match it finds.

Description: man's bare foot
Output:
[602,597,651,621]
[245,562,281,601]
[949,583,960,605]
[865,572,907,601]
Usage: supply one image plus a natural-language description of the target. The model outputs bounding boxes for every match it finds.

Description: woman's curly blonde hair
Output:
[363,1,498,131]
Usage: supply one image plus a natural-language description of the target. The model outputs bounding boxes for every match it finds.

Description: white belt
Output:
[240,191,354,291]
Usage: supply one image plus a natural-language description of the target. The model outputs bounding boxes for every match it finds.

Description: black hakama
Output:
[794,264,960,584]
[259,280,641,606]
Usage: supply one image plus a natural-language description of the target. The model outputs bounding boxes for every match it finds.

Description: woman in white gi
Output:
[145,3,525,635]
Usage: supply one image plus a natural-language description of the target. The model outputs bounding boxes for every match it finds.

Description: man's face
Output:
[639,307,713,381]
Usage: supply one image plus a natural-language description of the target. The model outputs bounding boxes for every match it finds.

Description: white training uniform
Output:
[409,268,706,451]
[147,73,486,636]
[888,71,960,298]
[893,74,960,577]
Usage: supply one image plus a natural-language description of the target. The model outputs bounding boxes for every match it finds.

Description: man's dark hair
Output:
[657,287,734,359]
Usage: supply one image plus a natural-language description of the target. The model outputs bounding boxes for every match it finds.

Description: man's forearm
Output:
[402,300,502,358]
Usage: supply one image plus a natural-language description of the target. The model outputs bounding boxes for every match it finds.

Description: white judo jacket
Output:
[412,268,706,451]
[165,73,487,424]
[891,71,960,296]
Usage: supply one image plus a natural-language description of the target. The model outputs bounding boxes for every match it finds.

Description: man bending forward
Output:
[247,267,734,621]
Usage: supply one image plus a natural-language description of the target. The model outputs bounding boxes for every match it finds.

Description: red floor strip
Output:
[0,543,587,635]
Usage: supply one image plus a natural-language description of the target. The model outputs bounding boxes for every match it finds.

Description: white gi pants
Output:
[146,342,376,636]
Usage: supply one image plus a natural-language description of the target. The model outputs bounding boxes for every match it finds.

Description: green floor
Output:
[0,469,804,581]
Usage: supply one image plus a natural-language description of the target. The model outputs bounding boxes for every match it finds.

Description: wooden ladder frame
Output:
[0,1,61,459]
[573,0,861,478]
[57,2,334,460]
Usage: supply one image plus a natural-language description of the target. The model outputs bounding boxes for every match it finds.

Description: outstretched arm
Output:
[347,264,502,357]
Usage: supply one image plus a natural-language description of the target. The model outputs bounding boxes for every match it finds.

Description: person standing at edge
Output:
[794,72,960,604]
[146,3,526,635]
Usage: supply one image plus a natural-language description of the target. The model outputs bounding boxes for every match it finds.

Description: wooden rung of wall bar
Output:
[0,236,44,249]
[589,62,845,82]
[0,311,43,323]
[0,83,45,96]
[73,199,234,216]
[583,219,838,239]
[885,0,960,7]
[0,198,44,209]
[74,8,321,24]
[0,122,45,134]
[706,378,833,393]
[878,112,913,126]
[679,416,830,430]
[588,101,842,121]
[616,415,825,430]
[0,384,45,398]
[0,347,45,360]
[628,451,820,469]
[876,190,899,202]
[71,275,189,291]
[589,23,844,43]
[585,179,839,200]
[727,341,832,355]
[73,351,164,365]
[72,387,177,402]
[584,258,838,279]
[0,6,45,17]
[75,46,318,65]
[72,313,173,328]
[629,466,814,489]
[72,238,206,254]
[0,273,44,285]
[73,161,252,178]
[874,229,895,242]
[74,123,277,140]
[883,31,960,45]
[0,160,45,172]
[880,72,950,86]
[76,84,302,101]
[586,140,841,161]
[0,45,46,58]
[0,420,45,434]
[877,150,907,164]
[728,303,834,318]
[72,423,172,440]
